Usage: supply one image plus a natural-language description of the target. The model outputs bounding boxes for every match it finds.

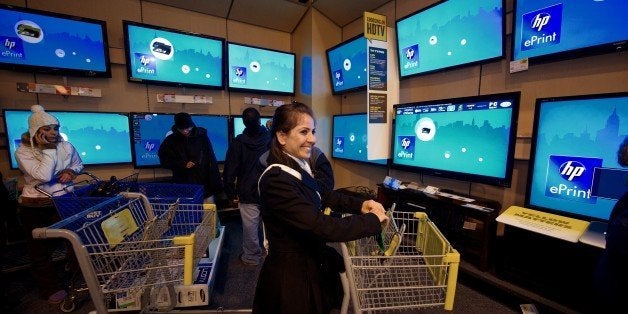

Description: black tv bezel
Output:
[2,109,131,169]
[226,41,296,96]
[394,0,505,80]
[331,112,389,167]
[389,91,521,187]
[122,20,226,90]
[511,0,628,66]
[128,112,230,169]
[0,4,112,78]
[325,33,368,95]
[524,92,628,222]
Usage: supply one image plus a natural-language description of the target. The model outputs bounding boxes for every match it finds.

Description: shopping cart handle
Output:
[33,171,100,197]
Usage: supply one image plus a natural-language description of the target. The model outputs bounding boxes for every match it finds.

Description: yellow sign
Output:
[496,206,589,242]
[364,12,387,42]
[101,208,139,247]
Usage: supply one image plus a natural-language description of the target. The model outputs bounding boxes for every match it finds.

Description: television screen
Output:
[390,92,520,187]
[227,42,295,95]
[512,0,628,64]
[232,115,272,138]
[395,0,504,78]
[326,34,367,94]
[123,21,224,89]
[3,109,131,169]
[332,113,388,166]
[129,113,229,167]
[525,93,628,221]
[0,4,111,77]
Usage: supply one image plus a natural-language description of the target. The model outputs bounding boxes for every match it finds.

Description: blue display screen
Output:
[396,0,503,78]
[513,0,628,63]
[332,113,388,166]
[124,21,224,89]
[227,42,295,95]
[130,113,229,167]
[3,110,131,169]
[232,116,272,138]
[526,93,628,221]
[391,92,519,187]
[326,35,367,94]
[0,5,110,77]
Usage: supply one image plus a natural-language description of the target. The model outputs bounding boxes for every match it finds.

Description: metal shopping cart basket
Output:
[135,182,204,204]
[340,210,460,312]
[32,192,217,313]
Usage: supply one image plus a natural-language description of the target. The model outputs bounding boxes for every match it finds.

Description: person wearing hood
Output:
[15,105,83,304]
[223,107,271,266]
[158,112,223,202]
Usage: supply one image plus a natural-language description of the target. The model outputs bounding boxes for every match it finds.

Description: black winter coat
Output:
[253,163,381,314]
[157,126,223,197]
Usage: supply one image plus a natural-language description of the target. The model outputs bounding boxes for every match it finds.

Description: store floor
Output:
[2,211,543,313]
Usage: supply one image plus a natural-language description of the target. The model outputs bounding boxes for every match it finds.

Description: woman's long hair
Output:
[268,102,315,169]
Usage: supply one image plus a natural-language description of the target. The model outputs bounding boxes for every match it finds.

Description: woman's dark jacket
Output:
[157,126,222,197]
[222,125,270,203]
[253,159,381,314]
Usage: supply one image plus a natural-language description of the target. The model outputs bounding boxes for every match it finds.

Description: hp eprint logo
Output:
[401,137,411,149]
[531,13,551,31]
[405,47,415,60]
[559,160,586,181]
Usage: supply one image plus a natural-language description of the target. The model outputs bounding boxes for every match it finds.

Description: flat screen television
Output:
[231,115,272,138]
[512,0,628,64]
[390,92,520,187]
[395,0,504,79]
[123,20,225,89]
[3,109,131,169]
[129,113,229,168]
[325,34,367,94]
[227,42,295,95]
[0,4,111,77]
[525,92,628,222]
[332,113,388,166]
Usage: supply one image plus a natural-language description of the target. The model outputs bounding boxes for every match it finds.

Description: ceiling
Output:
[144,0,393,33]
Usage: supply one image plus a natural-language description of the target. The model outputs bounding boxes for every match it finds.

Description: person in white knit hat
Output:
[15,104,83,305]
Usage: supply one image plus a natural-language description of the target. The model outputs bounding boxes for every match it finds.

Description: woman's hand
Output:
[57,170,75,183]
[361,200,389,224]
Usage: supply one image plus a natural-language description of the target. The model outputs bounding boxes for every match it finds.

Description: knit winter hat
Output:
[174,112,194,129]
[28,105,59,138]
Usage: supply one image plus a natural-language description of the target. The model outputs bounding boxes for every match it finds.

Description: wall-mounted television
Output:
[525,92,628,222]
[231,115,272,138]
[332,113,388,166]
[227,42,295,96]
[3,109,131,169]
[390,92,520,187]
[395,0,504,79]
[512,0,628,64]
[129,113,229,168]
[0,4,111,77]
[123,21,225,89]
[325,34,367,95]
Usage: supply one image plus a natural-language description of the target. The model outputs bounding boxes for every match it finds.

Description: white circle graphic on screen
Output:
[85,58,91,63]
[250,61,261,73]
[181,64,190,74]
[429,35,437,45]
[349,133,355,142]
[478,157,484,162]
[461,147,467,153]
[150,38,174,60]
[447,51,452,56]
[205,73,211,79]
[195,67,199,72]
[95,145,102,150]
[81,151,87,157]
[444,151,451,159]
[460,38,467,46]
[15,20,44,43]
[55,49,65,58]
[415,118,436,141]
[343,59,352,71]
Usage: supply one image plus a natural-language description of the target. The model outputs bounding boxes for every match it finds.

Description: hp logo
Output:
[234,67,244,77]
[559,161,585,181]
[406,48,415,60]
[401,137,411,149]
[531,13,550,31]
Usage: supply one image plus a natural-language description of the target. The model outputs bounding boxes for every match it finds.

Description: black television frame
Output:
[389,91,520,187]
[122,20,226,90]
[0,4,112,78]
[325,33,368,95]
[394,0,505,80]
[226,41,296,96]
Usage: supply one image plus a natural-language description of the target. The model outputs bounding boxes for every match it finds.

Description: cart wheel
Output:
[60,299,76,313]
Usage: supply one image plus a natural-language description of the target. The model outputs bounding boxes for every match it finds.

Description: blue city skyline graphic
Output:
[520,3,562,52]
[529,98,627,220]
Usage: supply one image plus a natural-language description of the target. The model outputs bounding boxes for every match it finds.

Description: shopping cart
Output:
[340,210,460,313]
[32,192,217,313]
[135,182,204,204]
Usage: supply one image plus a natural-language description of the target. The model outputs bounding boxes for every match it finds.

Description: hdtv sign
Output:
[544,155,602,204]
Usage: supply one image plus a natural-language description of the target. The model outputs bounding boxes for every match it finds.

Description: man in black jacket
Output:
[158,112,223,202]
[223,108,271,265]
